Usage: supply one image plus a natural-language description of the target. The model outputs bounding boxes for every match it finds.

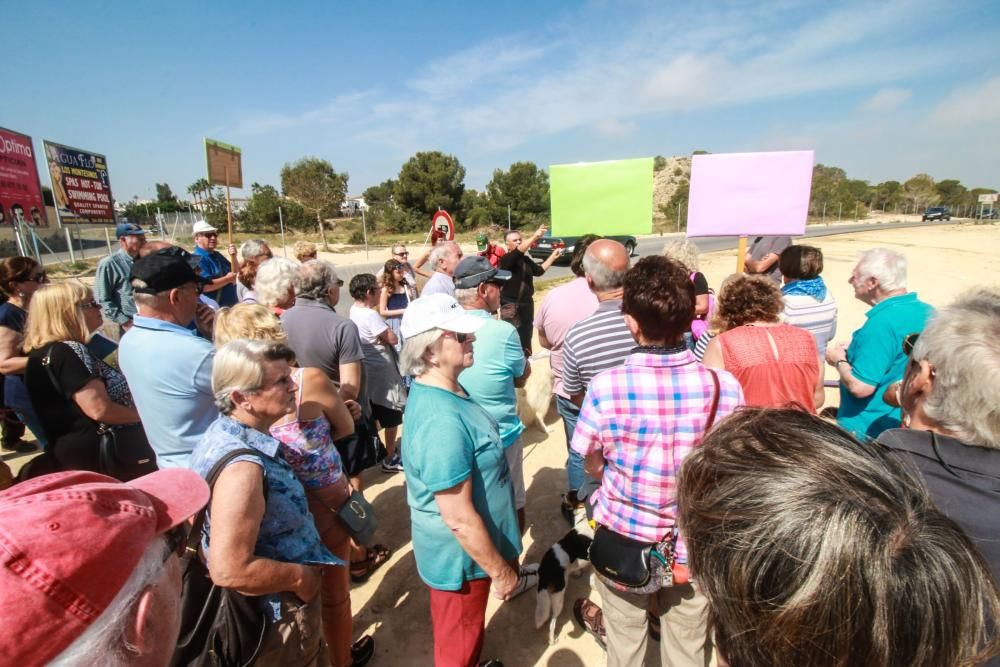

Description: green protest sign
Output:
[549,157,653,236]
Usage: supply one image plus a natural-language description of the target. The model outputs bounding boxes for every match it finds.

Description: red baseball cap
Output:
[0,469,210,666]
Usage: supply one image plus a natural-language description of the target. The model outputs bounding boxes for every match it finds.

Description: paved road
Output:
[334,220,951,283]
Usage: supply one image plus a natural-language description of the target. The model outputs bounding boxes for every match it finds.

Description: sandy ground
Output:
[3,222,996,665]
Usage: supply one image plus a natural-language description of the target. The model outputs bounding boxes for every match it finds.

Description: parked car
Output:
[922,207,951,221]
[528,232,637,262]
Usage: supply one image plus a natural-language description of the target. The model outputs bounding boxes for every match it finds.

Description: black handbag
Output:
[589,369,722,594]
[170,449,270,667]
[41,347,158,482]
[334,414,387,477]
[308,482,379,546]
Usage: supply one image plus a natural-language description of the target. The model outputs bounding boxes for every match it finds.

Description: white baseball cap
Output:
[191,220,217,236]
[400,293,486,339]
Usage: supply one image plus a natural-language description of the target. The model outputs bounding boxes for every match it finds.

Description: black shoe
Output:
[1,440,37,454]
[351,635,375,667]
[478,661,504,667]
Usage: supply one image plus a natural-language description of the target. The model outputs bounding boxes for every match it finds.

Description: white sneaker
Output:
[506,569,539,600]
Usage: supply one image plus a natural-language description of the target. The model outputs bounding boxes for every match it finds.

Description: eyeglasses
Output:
[444,331,471,343]
[78,299,101,310]
[394,251,409,258]
[902,333,920,356]
[23,271,47,283]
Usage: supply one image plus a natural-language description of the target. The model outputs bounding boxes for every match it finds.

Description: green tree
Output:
[653,155,667,171]
[872,181,903,211]
[155,182,177,202]
[393,151,466,220]
[237,183,308,233]
[280,157,349,251]
[935,179,967,209]
[658,181,690,230]
[461,189,492,230]
[362,179,397,208]
[902,174,939,212]
[485,161,550,230]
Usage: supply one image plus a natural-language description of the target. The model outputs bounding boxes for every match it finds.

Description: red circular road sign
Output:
[431,210,455,241]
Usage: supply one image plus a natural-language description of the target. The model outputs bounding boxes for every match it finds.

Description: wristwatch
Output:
[835,359,849,369]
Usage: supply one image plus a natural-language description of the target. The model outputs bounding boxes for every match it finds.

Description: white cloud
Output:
[594,118,636,137]
[928,75,1000,127]
[861,88,912,113]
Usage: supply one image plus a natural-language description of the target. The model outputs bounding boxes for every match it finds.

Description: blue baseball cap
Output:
[115,222,145,238]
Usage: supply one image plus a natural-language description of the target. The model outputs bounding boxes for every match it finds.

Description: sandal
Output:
[573,598,607,649]
[647,611,661,642]
[351,635,375,667]
[350,544,391,583]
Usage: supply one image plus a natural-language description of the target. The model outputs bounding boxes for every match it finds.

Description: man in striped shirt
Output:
[560,239,632,522]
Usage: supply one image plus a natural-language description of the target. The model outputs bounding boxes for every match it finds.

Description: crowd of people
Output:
[0,221,998,667]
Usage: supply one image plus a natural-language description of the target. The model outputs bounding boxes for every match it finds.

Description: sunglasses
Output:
[444,331,471,343]
[394,252,409,258]
[164,523,192,561]
[78,299,101,310]
[902,333,920,356]
[23,271,47,283]
[202,233,218,239]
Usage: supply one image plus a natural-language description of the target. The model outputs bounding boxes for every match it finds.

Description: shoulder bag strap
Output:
[41,347,64,396]
[705,368,722,431]
[182,448,262,558]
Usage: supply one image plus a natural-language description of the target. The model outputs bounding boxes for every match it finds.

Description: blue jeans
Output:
[556,394,585,494]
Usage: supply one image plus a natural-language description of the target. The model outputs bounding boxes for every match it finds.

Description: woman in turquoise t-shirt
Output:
[398,293,524,667]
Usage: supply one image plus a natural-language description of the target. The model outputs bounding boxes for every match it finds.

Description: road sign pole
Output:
[278,207,287,257]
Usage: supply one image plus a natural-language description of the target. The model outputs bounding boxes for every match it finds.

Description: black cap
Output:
[131,248,207,294]
[453,255,511,289]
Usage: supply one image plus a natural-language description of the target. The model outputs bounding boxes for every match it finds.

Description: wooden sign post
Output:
[205,138,243,261]
[736,236,748,273]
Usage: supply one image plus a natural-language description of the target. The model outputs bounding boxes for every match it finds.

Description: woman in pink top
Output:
[214,305,377,667]
[703,274,824,412]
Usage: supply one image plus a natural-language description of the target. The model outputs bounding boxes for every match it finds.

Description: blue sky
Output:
[5,0,999,202]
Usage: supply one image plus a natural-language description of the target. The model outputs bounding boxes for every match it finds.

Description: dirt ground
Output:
[2,222,996,666]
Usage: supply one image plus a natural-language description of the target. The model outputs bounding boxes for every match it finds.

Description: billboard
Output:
[550,157,653,236]
[205,138,243,189]
[43,140,115,225]
[687,150,814,237]
[0,127,49,227]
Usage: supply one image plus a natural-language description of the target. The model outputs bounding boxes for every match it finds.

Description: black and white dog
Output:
[534,528,593,644]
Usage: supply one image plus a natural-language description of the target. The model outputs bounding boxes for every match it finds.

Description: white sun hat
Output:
[400,293,486,339]
[191,220,217,236]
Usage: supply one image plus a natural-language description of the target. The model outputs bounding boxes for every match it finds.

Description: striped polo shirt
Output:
[562,299,635,397]
[782,292,838,356]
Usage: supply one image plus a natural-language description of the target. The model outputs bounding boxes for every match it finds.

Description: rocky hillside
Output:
[653,155,691,227]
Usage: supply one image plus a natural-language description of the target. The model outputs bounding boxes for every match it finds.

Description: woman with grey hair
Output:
[399,293,524,667]
[679,408,1000,667]
[188,339,342,665]
[255,257,299,314]
[879,287,1000,591]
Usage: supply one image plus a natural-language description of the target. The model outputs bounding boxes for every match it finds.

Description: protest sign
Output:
[0,128,48,228]
[687,150,813,237]
[550,158,653,236]
[205,138,243,189]
[43,140,115,225]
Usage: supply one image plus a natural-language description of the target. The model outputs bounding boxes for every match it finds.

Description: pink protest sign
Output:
[687,150,814,237]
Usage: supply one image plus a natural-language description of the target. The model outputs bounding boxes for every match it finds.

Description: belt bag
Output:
[590,526,669,594]
[308,480,379,547]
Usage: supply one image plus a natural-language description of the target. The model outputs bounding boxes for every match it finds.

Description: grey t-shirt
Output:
[421,271,455,297]
[749,236,792,283]
[280,297,364,384]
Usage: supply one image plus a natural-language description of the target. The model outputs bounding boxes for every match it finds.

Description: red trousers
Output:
[428,577,491,667]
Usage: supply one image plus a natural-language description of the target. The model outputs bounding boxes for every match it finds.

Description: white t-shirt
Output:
[349,304,389,345]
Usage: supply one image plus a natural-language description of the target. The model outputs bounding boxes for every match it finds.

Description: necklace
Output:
[633,342,688,355]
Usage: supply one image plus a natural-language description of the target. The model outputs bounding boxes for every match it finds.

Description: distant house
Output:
[341,196,368,215]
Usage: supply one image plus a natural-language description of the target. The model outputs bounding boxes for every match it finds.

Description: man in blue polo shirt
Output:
[191,219,239,307]
[826,248,933,439]
[119,249,217,468]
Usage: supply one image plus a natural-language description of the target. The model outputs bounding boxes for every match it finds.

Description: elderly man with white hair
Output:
[1,468,209,667]
[420,240,463,297]
[825,248,933,439]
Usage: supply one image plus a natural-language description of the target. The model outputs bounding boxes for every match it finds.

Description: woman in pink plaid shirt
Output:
[571,256,744,667]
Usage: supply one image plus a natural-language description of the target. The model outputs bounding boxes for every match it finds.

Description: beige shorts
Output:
[505,437,526,510]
